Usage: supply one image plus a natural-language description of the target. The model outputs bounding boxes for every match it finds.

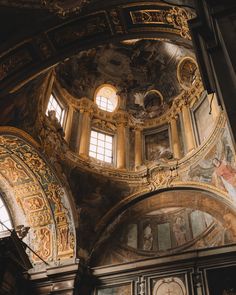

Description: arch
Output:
[0,126,77,265]
[91,186,236,261]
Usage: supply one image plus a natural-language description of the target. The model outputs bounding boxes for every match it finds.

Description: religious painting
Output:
[92,203,230,267]
[188,124,236,202]
[193,93,215,144]
[143,223,154,251]
[144,126,171,161]
[173,216,187,246]
[152,276,187,295]
[96,283,132,295]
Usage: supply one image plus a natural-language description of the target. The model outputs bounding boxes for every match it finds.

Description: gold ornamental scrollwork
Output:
[130,7,194,40]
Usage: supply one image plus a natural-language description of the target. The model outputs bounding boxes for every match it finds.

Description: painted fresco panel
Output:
[158,223,171,250]
[145,127,171,161]
[188,124,236,202]
[126,224,138,249]
[190,210,206,238]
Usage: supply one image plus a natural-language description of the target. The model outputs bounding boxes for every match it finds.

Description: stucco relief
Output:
[0,130,76,264]
[153,277,186,295]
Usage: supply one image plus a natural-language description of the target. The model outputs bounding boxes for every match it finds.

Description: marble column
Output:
[116,122,126,169]
[134,127,142,169]
[170,116,181,159]
[182,103,196,153]
[64,105,73,143]
[78,109,91,158]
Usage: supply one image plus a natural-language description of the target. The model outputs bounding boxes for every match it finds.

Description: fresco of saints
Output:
[143,224,153,251]
[212,158,236,201]
[173,216,187,246]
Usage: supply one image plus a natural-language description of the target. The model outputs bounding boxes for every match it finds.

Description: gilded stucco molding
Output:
[130,6,194,40]
[0,127,77,265]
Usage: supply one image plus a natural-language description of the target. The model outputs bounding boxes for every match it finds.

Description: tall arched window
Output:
[46,94,65,125]
[0,195,12,232]
[95,84,119,112]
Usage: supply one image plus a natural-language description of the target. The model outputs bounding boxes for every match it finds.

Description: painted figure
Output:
[212,158,236,200]
[173,216,187,246]
[143,224,153,250]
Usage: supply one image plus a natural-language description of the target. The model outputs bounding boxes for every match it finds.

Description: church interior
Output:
[0,0,236,294]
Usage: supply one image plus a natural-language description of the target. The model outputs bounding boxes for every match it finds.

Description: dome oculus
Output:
[95,85,118,112]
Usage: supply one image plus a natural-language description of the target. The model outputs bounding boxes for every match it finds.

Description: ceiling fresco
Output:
[0,1,194,97]
[56,39,194,120]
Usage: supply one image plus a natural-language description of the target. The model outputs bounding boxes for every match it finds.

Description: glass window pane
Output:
[89,151,96,158]
[90,145,97,152]
[105,150,112,157]
[105,156,112,163]
[95,86,118,112]
[0,196,12,232]
[97,154,104,161]
[90,137,97,144]
[98,133,105,140]
[106,135,112,143]
[89,130,113,163]
[46,95,65,125]
[105,142,112,150]
[97,140,104,147]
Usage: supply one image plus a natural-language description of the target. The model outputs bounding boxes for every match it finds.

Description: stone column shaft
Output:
[134,128,142,169]
[182,104,196,152]
[79,110,91,158]
[170,117,181,159]
[117,123,126,169]
[64,105,73,143]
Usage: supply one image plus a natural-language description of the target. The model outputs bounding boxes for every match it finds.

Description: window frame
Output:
[94,84,119,113]
[89,129,115,164]
[46,94,66,127]
[0,195,13,232]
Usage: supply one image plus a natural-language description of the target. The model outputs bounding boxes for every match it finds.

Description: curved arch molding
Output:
[0,127,76,264]
[0,2,194,97]
[91,188,236,261]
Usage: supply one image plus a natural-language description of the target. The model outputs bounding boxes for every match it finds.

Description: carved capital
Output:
[114,111,129,126]
[78,97,94,114]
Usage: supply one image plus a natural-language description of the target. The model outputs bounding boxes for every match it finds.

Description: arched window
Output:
[46,94,65,125]
[0,195,12,232]
[95,85,118,112]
